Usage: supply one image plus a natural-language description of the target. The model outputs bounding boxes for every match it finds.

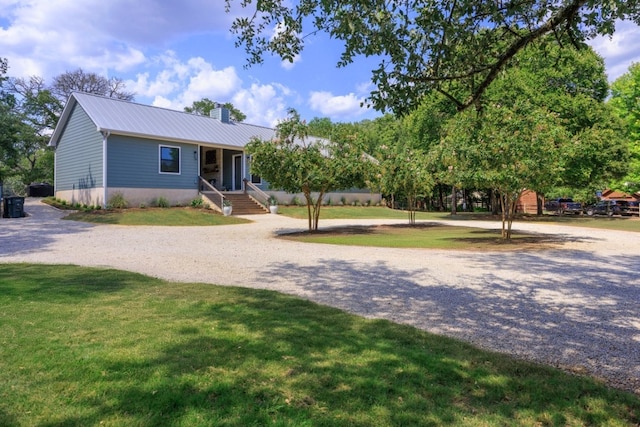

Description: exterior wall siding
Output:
[54,104,104,193]
[107,135,199,189]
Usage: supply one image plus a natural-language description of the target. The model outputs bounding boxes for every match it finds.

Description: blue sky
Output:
[1,0,639,128]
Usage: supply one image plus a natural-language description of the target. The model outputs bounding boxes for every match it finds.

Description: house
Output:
[598,188,640,202]
[48,92,381,212]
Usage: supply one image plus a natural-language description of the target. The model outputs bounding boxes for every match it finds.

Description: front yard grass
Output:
[279,206,640,233]
[63,207,250,226]
[280,223,562,250]
[1,263,638,426]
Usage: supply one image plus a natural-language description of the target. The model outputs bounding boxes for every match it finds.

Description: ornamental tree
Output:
[246,108,371,231]
[440,102,569,239]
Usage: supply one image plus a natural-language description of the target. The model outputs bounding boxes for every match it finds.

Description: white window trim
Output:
[159,145,181,175]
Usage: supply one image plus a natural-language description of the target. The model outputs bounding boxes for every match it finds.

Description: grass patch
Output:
[63,208,250,226]
[280,206,640,233]
[279,205,448,220]
[436,212,640,233]
[1,263,638,426]
[281,223,563,250]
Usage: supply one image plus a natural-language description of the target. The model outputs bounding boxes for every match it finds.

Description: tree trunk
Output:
[451,186,457,215]
[536,192,544,215]
[303,189,313,231]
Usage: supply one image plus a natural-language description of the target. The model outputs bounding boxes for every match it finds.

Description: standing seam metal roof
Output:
[49,92,277,148]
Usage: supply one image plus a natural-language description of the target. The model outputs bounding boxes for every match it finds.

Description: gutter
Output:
[100,130,110,208]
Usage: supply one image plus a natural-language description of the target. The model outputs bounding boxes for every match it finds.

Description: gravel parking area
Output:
[1,198,639,394]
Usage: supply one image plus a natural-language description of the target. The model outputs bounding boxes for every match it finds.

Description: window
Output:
[159,145,180,174]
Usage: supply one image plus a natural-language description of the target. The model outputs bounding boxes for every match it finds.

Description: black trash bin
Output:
[3,196,25,218]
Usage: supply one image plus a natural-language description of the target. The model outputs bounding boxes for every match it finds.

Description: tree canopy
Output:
[226,0,640,114]
[609,63,640,192]
[50,68,134,103]
[247,109,371,230]
[184,98,246,122]
[2,66,135,191]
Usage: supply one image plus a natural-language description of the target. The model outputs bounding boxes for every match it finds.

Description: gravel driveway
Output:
[2,198,639,394]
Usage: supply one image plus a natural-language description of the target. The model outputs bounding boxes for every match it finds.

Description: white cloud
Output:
[308,91,368,119]
[125,52,290,127]
[0,0,231,80]
[126,52,242,108]
[588,21,640,81]
[232,83,290,127]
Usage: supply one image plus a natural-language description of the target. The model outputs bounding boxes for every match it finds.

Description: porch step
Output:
[202,192,268,215]
[225,193,269,215]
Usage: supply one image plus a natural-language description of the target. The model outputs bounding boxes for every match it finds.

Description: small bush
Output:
[108,193,128,209]
[155,196,170,208]
[290,196,300,206]
[340,196,347,206]
[190,198,205,208]
[139,203,147,209]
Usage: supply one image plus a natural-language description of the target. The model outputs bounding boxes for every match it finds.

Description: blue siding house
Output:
[49,92,381,211]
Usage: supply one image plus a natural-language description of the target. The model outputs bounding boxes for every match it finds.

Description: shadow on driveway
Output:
[0,198,95,257]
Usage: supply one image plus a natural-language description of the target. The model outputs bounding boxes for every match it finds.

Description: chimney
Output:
[210,104,230,123]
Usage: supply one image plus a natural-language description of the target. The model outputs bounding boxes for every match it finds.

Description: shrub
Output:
[190,198,204,208]
[155,196,170,208]
[290,196,299,206]
[108,193,128,209]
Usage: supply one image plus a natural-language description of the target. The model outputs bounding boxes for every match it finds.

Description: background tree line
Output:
[0,62,134,194]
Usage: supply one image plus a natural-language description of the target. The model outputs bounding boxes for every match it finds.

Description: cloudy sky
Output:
[1,0,639,128]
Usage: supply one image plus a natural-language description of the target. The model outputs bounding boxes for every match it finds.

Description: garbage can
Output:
[3,196,25,218]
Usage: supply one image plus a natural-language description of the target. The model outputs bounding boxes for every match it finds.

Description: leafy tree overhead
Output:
[184,98,246,122]
[247,108,371,231]
[225,0,640,114]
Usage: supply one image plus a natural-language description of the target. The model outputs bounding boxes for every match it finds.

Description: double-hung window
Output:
[159,145,180,174]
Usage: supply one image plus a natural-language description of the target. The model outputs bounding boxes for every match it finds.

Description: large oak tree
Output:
[225,0,640,114]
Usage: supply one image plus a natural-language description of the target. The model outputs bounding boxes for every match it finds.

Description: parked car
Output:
[584,200,632,217]
[544,198,583,215]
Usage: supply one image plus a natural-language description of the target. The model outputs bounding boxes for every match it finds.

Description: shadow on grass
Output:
[1,264,639,426]
[258,250,640,395]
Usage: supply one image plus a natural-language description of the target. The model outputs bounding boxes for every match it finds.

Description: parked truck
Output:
[544,198,583,215]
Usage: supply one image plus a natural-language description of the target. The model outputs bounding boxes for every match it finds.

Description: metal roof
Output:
[49,92,276,148]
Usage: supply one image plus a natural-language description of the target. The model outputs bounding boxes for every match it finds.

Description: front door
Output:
[232,154,243,191]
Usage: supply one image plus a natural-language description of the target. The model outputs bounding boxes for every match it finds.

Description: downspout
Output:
[100,130,110,208]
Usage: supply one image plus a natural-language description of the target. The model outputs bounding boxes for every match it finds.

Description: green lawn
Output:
[280,206,640,233]
[280,223,560,250]
[1,264,638,426]
[63,207,250,226]
[278,205,448,221]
